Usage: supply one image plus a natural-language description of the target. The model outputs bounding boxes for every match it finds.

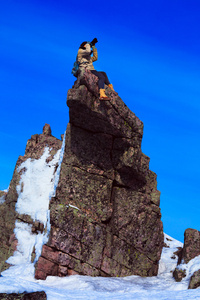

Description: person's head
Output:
[79,41,87,49]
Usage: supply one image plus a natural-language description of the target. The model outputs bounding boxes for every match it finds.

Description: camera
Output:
[90,38,98,47]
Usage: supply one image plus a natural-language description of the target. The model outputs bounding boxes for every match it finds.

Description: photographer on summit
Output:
[77,38,115,100]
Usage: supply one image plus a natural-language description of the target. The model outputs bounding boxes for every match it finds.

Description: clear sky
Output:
[1,0,200,242]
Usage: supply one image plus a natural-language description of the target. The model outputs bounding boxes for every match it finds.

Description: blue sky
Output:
[1,0,200,242]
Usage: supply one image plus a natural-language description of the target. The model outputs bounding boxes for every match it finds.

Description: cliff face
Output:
[35,70,164,278]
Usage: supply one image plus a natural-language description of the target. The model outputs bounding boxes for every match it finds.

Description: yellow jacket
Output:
[77,43,98,71]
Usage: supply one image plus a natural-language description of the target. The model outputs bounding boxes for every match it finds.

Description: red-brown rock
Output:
[182,228,200,263]
[35,70,163,278]
[35,257,58,280]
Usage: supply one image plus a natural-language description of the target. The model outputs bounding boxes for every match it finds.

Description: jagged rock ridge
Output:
[0,124,62,273]
[35,70,164,278]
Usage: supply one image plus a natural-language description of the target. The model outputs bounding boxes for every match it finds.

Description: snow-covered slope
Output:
[1,234,200,299]
[1,140,200,299]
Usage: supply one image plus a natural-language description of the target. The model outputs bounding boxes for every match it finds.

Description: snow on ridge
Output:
[49,130,66,199]
[7,221,37,266]
[0,188,8,204]
[0,196,5,204]
[163,233,183,248]
[158,233,183,278]
[162,233,200,281]
[16,146,61,224]
[6,133,66,270]
[176,253,200,282]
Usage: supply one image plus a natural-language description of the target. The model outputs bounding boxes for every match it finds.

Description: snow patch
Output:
[158,233,183,276]
[0,188,8,204]
[2,230,200,298]
[5,134,66,275]
[7,221,36,265]
[49,131,66,199]
[67,204,80,210]
[16,147,61,224]
[0,195,5,204]
[176,255,200,281]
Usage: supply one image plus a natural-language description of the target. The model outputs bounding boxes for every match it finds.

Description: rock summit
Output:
[35,70,164,278]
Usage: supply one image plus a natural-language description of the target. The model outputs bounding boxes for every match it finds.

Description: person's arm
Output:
[91,46,98,62]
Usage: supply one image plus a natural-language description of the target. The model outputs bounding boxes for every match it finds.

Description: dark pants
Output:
[91,70,110,89]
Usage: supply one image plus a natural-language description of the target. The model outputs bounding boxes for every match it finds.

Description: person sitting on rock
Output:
[77,38,115,100]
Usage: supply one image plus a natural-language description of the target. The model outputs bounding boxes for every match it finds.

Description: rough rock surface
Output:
[0,190,6,202]
[173,268,186,282]
[35,70,164,279]
[173,228,200,287]
[188,269,200,289]
[0,124,62,273]
[182,228,200,264]
[0,291,46,299]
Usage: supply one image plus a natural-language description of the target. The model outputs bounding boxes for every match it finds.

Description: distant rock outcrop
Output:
[35,70,164,279]
[173,228,200,289]
[182,228,200,264]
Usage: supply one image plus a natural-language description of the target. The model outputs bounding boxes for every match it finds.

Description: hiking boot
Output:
[108,84,115,91]
[99,89,110,100]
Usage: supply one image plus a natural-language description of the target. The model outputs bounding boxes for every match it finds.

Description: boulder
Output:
[0,291,46,299]
[188,269,200,289]
[173,228,200,287]
[35,70,164,279]
[173,268,186,282]
[182,228,200,264]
